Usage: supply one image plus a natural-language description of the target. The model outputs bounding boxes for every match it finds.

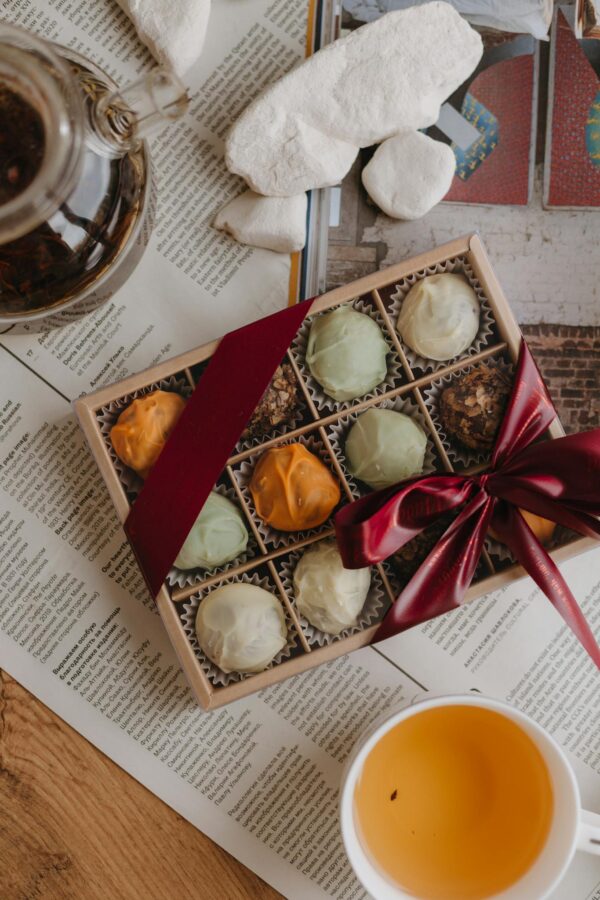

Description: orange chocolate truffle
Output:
[489,508,556,546]
[110,390,186,478]
[249,443,340,531]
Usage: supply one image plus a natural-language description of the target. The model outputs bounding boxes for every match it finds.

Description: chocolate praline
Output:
[195,583,287,673]
[110,389,186,478]
[439,364,512,451]
[392,516,452,585]
[293,541,371,635]
[249,443,340,531]
[242,363,301,441]
[306,306,388,401]
[397,273,480,361]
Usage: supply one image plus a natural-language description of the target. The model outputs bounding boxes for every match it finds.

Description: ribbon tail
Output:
[492,506,600,669]
[374,490,494,642]
[488,478,600,543]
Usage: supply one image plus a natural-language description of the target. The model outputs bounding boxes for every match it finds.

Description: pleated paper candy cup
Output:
[96,374,193,500]
[180,570,297,687]
[290,295,405,415]
[277,548,388,648]
[166,479,258,589]
[423,355,514,470]
[327,393,438,498]
[387,256,495,375]
[231,431,343,550]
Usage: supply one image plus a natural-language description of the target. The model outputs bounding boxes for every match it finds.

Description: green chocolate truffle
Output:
[345,408,426,490]
[306,306,388,401]
[174,491,248,570]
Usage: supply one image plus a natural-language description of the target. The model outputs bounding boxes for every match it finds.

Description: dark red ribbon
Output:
[125,297,316,596]
[335,344,600,667]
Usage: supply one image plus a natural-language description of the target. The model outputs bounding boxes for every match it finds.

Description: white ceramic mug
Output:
[339,693,600,900]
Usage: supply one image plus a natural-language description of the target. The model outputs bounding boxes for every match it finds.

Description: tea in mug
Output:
[353,705,554,899]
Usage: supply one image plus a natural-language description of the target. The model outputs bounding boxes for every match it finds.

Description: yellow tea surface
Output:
[354,705,553,899]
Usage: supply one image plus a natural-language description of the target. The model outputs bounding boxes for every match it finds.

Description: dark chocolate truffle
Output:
[392,516,451,585]
[242,363,301,440]
[439,364,512,451]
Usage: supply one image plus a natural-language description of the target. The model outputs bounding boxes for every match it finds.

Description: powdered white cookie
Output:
[115,0,210,77]
[362,131,456,220]
[214,190,307,253]
[225,3,481,196]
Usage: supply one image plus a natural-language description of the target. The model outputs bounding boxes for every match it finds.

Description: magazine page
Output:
[0,0,305,398]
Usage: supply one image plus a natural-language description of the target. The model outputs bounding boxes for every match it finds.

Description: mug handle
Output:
[577,810,600,855]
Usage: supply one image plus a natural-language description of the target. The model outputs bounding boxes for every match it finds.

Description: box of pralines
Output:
[75,234,594,710]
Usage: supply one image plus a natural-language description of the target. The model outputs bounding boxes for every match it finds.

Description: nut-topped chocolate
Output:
[242,363,301,441]
[439,364,512,451]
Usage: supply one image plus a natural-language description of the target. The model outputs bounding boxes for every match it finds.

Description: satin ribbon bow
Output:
[335,344,600,667]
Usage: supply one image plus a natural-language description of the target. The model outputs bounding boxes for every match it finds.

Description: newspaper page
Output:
[1,1,600,898]
[0,0,304,395]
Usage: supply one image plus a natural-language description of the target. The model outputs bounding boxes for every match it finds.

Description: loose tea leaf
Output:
[0,87,44,205]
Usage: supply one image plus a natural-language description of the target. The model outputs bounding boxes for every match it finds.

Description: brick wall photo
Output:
[522,325,600,433]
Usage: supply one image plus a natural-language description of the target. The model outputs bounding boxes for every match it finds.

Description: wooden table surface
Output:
[0,671,280,900]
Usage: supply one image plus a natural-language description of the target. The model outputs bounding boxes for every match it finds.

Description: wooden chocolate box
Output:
[75,234,594,709]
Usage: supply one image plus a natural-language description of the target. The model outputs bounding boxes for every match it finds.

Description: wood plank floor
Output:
[0,671,280,900]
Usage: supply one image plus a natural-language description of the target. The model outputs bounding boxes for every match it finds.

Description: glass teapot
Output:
[0,21,188,332]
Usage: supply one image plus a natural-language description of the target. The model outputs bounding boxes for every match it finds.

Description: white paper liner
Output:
[232,431,342,550]
[387,256,495,374]
[166,480,258,589]
[232,354,313,454]
[96,374,193,499]
[277,547,389,647]
[327,394,438,498]
[423,356,514,469]
[180,570,298,687]
[290,295,404,414]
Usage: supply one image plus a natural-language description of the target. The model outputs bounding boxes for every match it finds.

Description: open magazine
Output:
[0,1,599,898]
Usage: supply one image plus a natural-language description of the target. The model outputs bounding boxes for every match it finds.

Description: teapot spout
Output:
[92,67,189,155]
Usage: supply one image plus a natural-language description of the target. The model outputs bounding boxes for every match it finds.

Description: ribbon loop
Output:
[336,343,600,667]
[335,474,475,568]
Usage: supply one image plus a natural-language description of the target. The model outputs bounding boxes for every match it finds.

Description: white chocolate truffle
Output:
[306,306,388,401]
[174,491,248,571]
[196,583,287,674]
[346,408,426,490]
[293,542,370,635]
[397,273,480,361]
